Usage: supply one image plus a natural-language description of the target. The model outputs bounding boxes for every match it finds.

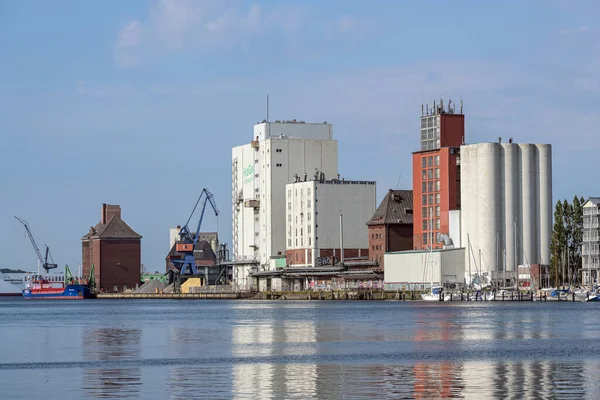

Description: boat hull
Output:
[22,284,93,300]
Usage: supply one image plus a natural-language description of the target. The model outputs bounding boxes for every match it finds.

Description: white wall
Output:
[384,248,466,289]
[460,142,552,284]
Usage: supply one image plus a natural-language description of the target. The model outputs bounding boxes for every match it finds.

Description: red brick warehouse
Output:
[82,204,142,292]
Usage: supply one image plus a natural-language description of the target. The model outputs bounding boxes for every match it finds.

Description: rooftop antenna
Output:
[460,95,463,114]
[395,174,402,190]
[266,94,269,122]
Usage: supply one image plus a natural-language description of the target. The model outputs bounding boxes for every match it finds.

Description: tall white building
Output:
[460,141,552,286]
[285,177,376,267]
[231,120,338,286]
[582,197,600,285]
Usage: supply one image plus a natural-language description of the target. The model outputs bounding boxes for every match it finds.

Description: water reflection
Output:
[81,327,142,398]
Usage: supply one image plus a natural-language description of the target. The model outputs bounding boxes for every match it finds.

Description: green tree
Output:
[571,196,584,283]
[563,199,573,284]
[550,200,566,285]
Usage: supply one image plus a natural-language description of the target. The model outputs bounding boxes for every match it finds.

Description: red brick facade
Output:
[368,224,413,269]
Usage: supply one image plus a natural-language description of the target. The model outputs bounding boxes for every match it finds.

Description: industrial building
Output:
[412,100,464,250]
[166,227,219,272]
[81,204,142,292]
[231,120,338,288]
[285,175,376,267]
[460,141,552,287]
[366,189,414,269]
[582,197,600,285]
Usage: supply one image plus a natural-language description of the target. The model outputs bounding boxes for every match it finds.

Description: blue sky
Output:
[1,0,598,273]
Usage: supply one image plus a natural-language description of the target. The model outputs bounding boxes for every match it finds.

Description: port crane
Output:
[170,188,219,278]
[14,216,58,273]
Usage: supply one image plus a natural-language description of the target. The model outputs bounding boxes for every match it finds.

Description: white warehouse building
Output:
[460,141,552,287]
[231,120,338,287]
[285,176,376,267]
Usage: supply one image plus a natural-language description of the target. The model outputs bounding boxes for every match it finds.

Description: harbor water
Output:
[1,299,600,399]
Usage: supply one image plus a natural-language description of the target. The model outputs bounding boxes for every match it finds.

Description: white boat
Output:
[0,269,67,296]
[421,286,450,301]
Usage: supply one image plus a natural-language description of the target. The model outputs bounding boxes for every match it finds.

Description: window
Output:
[435,168,440,179]
[308,200,312,208]
[422,182,427,193]
[276,163,282,167]
[435,193,440,204]
[429,206,433,217]
[428,156,433,167]
[422,170,427,180]
[308,238,311,246]
[300,228,303,236]
[307,188,311,196]
[421,157,426,168]
[422,207,427,218]
[428,169,433,179]
[435,180,440,191]
[422,195,427,205]
[287,189,291,197]
[288,239,292,247]
[434,155,440,166]
[428,194,433,205]
[422,220,427,230]
[254,159,259,163]
[287,214,291,222]
[423,235,428,245]
[308,225,311,234]
[287,202,291,210]
[435,206,441,217]
[428,182,433,192]
[308,213,311,221]
[435,219,440,230]
[276,148,282,152]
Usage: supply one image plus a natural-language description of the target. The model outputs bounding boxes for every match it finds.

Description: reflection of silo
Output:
[537,144,552,265]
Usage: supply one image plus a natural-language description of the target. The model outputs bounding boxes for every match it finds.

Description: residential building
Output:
[232,120,338,287]
[412,100,464,250]
[582,197,600,285]
[81,204,142,292]
[366,189,414,269]
[285,175,376,267]
[460,141,552,287]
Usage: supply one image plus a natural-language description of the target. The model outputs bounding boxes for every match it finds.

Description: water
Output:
[1,299,600,399]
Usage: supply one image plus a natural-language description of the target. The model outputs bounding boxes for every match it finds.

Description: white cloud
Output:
[112,0,310,66]
[114,20,142,67]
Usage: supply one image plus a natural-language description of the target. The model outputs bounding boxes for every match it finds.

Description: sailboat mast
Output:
[468,234,472,289]
[514,220,518,290]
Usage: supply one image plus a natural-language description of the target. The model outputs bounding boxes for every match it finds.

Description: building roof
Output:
[82,216,142,240]
[166,240,216,262]
[367,189,413,226]
[585,197,600,206]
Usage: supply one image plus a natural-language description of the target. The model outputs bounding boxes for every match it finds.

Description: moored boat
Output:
[22,277,93,299]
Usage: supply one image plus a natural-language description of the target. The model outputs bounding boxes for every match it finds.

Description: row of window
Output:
[420,128,440,141]
[422,233,440,245]
[422,219,441,230]
[422,193,440,206]
[288,237,313,247]
[287,201,313,210]
[421,180,440,193]
[421,168,440,180]
[421,155,440,168]
[372,244,383,251]
[287,188,313,197]
[422,206,441,218]
[371,233,383,239]
[420,116,439,129]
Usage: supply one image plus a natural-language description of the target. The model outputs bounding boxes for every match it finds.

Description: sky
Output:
[1,0,599,273]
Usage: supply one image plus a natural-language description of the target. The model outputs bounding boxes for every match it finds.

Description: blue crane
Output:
[15,216,58,273]
[170,188,219,276]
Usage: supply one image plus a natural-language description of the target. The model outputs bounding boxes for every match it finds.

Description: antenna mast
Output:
[266,94,270,122]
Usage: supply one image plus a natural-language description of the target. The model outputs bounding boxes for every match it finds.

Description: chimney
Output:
[509,137,513,143]
[101,204,107,224]
[102,204,121,224]
[498,137,502,143]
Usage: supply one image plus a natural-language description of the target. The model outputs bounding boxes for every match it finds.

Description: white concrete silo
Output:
[537,144,552,265]
[501,143,520,274]
[519,144,538,266]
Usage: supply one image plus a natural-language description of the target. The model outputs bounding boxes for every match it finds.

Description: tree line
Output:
[550,196,585,286]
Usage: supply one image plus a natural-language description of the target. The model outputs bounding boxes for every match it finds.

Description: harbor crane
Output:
[14,216,58,273]
[170,188,219,280]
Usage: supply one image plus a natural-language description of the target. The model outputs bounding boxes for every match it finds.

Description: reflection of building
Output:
[81,204,142,292]
[232,121,338,286]
[582,197,600,285]
[81,327,142,398]
[285,176,376,267]
[412,100,464,250]
[460,142,552,287]
[367,189,414,269]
